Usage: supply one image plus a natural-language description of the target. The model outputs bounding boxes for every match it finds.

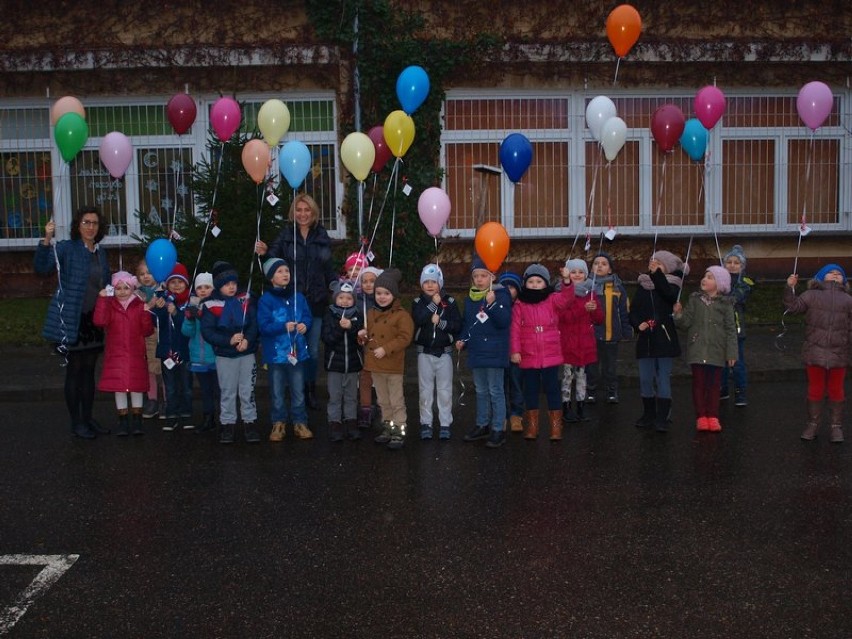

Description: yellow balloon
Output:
[257,99,291,147]
[340,132,376,182]
[383,110,415,158]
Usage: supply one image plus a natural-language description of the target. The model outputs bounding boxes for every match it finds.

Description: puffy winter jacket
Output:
[674,292,738,367]
[200,292,258,358]
[181,308,216,369]
[362,300,414,375]
[93,295,154,392]
[321,305,363,374]
[591,274,633,343]
[559,285,604,367]
[412,292,462,357]
[783,279,852,368]
[629,269,682,359]
[510,286,573,369]
[459,286,512,369]
[266,223,337,317]
[257,287,312,365]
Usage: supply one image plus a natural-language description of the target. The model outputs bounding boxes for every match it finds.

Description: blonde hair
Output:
[289,193,320,227]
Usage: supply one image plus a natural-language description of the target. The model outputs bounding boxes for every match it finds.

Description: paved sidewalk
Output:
[0,324,804,403]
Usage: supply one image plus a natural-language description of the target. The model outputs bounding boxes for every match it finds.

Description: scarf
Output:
[573,279,593,297]
[468,287,487,302]
[638,270,684,291]
[518,286,553,304]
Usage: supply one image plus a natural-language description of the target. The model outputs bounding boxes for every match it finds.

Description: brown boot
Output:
[829,401,844,443]
[549,409,563,441]
[523,409,539,440]
[509,414,524,432]
[801,400,823,441]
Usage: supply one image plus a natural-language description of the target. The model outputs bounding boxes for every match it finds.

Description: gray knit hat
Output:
[523,263,551,284]
[651,250,685,275]
[564,258,589,277]
[262,257,289,281]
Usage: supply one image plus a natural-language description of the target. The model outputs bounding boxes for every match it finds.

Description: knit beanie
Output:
[815,263,847,284]
[262,257,288,281]
[111,270,138,289]
[523,263,551,284]
[593,251,614,270]
[361,266,383,280]
[706,265,731,294]
[471,254,489,274]
[166,262,189,286]
[564,258,589,277]
[651,250,685,275]
[723,245,747,271]
[344,252,369,271]
[330,279,356,305]
[420,263,444,289]
[498,272,522,291]
[374,268,402,298]
[212,260,239,289]
[194,272,213,289]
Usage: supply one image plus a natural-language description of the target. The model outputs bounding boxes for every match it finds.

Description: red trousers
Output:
[806,366,846,402]
[691,364,722,418]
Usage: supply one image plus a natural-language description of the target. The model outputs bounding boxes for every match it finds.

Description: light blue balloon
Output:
[279,141,313,189]
[145,238,177,283]
[680,118,708,162]
[396,65,430,115]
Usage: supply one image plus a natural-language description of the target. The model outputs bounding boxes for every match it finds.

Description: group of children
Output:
[88,241,850,447]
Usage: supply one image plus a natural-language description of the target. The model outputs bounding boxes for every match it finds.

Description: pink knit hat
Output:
[111,270,138,289]
[706,265,731,294]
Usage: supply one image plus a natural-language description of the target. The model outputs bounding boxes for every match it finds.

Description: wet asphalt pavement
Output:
[3,372,852,638]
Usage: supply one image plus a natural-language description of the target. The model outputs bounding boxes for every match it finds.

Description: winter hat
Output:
[471,254,490,274]
[361,266,383,280]
[706,265,731,294]
[723,245,747,270]
[651,250,685,275]
[166,262,189,286]
[194,272,213,289]
[329,279,356,305]
[523,263,551,284]
[814,263,847,284]
[420,263,444,289]
[564,258,589,277]
[593,251,614,270]
[111,270,138,289]
[344,252,369,271]
[262,257,289,281]
[499,272,522,291]
[374,268,402,298]
[212,261,239,289]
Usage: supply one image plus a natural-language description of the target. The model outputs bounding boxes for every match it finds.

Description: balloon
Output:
[650,105,686,153]
[474,222,510,272]
[383,110,415,158]
[586,96,617,142]
[417,187,451,237]
[694,86,726,130]
[396,65,430,115]
[51,96,85,126]
[600,117,627,162]
[606,4,642,58]
[210,97,242,142]
[166,93,197,135]
[796,81,833,131]
[499,133,533,183]
[257,99,291,147]
[54,112,89,163]
[99,131,133,178]
[680,118,708,162]
[279,140,312,189]
[367,125,393,172]
[241,139,271,184]
[340,132,376,182]
[145,238,177,283]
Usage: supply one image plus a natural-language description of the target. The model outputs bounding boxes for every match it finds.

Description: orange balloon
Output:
[474,222,510,272]
[606,4,642,58]
[51,96,85,126]
[241,139,270,184]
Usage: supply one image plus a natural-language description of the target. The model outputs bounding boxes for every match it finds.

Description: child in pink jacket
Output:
[559,258,604,423]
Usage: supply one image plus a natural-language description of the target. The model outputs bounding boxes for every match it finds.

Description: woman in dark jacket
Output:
[628,250,685,432]
[34,206,111,439]
[256,194,337,409]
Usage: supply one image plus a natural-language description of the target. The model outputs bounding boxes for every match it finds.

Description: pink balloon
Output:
[210,97,242,142]
[694,86,726,130]
[417,187,451,237]
[99,131,133,178]
[797,81,833,131]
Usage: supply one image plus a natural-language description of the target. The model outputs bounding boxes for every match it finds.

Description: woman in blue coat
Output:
[35,206,111,439]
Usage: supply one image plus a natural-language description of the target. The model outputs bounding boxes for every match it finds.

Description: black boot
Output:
[131,409,144,435]
[562,401,579,424]
[116,411,130,437]
[329,421,344,442]
[89,417,111,435]
[576,400,590,422]
[198,413,216,432]
[219,422,235,444]
[344,419,361,441]
[305,383,318,410]
[655,398,672,433]
[635,397,656,429]
[244,421,261,443]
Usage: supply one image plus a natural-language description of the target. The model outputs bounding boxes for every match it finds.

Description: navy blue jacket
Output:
[412,292,462,357]
[200,291,258,358]
[267,224,337,317]
[321,305,363,374]
[459,285,512,369]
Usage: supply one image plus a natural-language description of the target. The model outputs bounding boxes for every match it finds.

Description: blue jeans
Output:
[721,337,747,393]
[303,315,322,385]
[638,357,673,399]
[162,361,192,417]
[472,367,506,431]
[268,361,307,424]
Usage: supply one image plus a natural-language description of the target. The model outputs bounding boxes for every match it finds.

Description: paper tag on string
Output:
[170,229,183,241]
[211,225,221,238]
[266,193,279,206]
[584,237,591,252]
[476,311,489,324]
[799,224,812,237]
[366,250,375,262]
[402,183,412,196]
[605,227,617,241]
[163,358,176,370]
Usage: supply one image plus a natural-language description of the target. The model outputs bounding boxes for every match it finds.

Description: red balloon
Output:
[166,94,197,135]
[367,125,392,172]
[650,105,686,153]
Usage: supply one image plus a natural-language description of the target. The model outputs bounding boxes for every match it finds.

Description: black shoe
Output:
[219,423,235,444]
[162,418,179,432]
[720,389,730,400]
[562,401,579,424]
[485,430,506,448]
[244,422,261,443]
[142,399,159,419]
[305,383,319,410]
[344,419,361,441]
[607,390,619,404]
[198,413,216,432]
[131,412,144,436]
[116,414,131,437]
[463,425,490,442]
[734,391,748,407]
[72,422,96,439]
[585,394,597,405]
[89,418,111,435]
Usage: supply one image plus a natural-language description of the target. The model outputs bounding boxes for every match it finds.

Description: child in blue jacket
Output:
[181,272,219,432]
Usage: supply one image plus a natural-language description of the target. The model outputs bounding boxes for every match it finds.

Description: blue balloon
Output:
[499,133,533,183]
[146,238,177,283]
[279,141,313,189]
[680,118,709,162]
[396,65,430,115]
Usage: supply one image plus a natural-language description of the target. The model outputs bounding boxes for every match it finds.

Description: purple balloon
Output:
[797,81,833,131]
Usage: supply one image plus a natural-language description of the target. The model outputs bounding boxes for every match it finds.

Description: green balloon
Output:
[54,112,88,163]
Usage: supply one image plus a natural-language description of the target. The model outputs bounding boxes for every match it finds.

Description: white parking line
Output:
[0,554,80,636]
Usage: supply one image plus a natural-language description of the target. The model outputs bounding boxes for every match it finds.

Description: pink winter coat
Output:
[559,284,604,366]
[510,287,572,369]
[94,295,154,393]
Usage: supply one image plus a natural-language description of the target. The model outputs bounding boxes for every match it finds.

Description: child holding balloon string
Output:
[135,258,165,419]
[357,265,383,429]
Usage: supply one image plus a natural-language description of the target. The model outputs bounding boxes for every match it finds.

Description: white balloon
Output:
[600,117,627,162]
[586,96,617,142]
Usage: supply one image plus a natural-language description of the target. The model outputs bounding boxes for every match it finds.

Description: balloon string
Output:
[292,188,298,318]
[116,187,123,272]
[652,155,668,256]
[573,150,601,257]
[172,134,183,236]
[53,161,69,366]
[613,57,622,86]
[676,235,694,304]
[190,143,225,287]
[455,349,466,407]
[606,161,613,230]
[434,236,439,267]
[241,184,265,332]
[388,162,400,268]
[367,173,377,226]
[364,156,400,266]
[792,135,815,276]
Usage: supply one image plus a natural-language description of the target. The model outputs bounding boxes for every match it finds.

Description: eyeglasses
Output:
[80,220,100,227]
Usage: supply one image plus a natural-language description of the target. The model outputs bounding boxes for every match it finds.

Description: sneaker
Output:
[585,394,596,405]
[182,418,195,430]
[696,416,710,431]
[607,392,619,404]
[142,399,159,419]
[374,421,393,444]
[439,426,451,440]
[463,425,490,442]
[734,391,748,407]
[485,429,506,448]
[293,423,314,440]
[706,417,722,432]
[420,424,433,440]
[387,423,406,450]
[244,422,261,443]
[219,423,235,444]
[720,389,730,400]
[162,418,179,432]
